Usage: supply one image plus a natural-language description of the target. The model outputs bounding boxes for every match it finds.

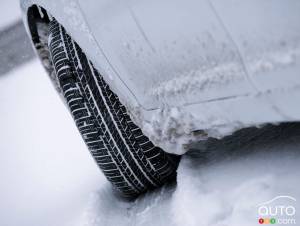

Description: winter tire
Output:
[48,19,179,197]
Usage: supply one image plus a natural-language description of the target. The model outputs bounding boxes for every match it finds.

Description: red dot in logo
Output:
[259,218,264,224]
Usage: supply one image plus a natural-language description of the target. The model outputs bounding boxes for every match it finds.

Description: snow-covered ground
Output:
[0,0,21,29]
[0,61,104,226]
[0,60,299,226]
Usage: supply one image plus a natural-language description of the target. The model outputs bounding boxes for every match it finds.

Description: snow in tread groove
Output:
[86,59,158,188]
[50,21,177,196]
[50,23,146,194]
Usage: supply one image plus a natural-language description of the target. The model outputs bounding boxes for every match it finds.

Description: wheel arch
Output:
[22,1,144,116]
[23,2,88,74]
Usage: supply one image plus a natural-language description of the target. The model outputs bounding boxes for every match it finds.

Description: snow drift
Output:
[1,61,299,226]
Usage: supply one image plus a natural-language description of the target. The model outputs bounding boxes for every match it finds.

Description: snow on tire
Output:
[48,19,179,197]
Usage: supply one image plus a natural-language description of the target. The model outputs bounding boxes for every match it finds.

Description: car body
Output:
[21,0,300,154]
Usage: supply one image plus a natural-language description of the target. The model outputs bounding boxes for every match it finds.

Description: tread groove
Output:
[48,19,179,197]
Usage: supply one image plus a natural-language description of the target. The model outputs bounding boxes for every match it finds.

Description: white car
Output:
[21,0,300,196]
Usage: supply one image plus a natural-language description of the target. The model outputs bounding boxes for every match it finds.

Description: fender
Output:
[20,0,300,154]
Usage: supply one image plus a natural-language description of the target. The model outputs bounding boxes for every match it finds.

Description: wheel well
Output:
[27,6,49,44]
[27,5,61,92]
[27,5,51,72]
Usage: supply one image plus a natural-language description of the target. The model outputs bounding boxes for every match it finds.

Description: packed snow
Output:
[136,104,244,155]
[0,60,299,226]
[143,43,300,155]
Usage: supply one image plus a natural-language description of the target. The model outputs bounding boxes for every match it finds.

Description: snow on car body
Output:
[20,0,300,155]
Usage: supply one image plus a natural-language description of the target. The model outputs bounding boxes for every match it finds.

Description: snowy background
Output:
[0,1,299,226]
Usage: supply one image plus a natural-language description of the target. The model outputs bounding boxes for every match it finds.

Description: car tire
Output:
[48,19,179,197]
